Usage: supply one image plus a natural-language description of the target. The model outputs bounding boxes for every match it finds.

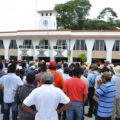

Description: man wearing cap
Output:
[94,71,116,120]
[111,66,120,120]
[48,60,64,89]
[22,72,71,120]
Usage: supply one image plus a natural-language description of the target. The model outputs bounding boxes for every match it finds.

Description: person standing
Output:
[85,64,99,118]
[15,72,35,120]
[22,72,71,120]
[111,66,120,120]
[0,62,6,113]
[0,63,23,120]
[63,67,88,120]
[48,60,64,89]
[95,71,116,120]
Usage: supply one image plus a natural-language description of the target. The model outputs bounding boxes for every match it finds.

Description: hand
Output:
[32,110,37,116]
[97,80,102,88]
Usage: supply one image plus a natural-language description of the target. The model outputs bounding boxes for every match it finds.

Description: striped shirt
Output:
[96,81,116,117]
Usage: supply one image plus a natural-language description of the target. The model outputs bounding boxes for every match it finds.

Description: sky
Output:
[0,0,120,31]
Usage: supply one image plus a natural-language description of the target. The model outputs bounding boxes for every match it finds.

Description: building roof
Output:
[0,30,120,39]
[37,10,55,13]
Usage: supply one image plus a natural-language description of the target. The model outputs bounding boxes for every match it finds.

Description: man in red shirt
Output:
[48,60,64,89]
[63,67,88,120]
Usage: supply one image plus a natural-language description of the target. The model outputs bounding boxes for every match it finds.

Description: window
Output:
[9,40,17,49]
[113,40,120,51]
[41,13,44,16]
[46,13,48,16]
[0,40,4,49]
[50,13,52,16]
[39,40,49,49]
[93,40,106,51]
[74,40,87,50]
[23,40,33,49]
[55,40,67,49]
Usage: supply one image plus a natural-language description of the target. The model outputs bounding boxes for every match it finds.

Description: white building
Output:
[0,30,120,64]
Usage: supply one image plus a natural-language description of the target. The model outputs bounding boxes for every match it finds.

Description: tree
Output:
[97,7,118,22]
[78,53,87,63]
[114,20,120,29]
[55,0,91,29]
[83,19,117,30]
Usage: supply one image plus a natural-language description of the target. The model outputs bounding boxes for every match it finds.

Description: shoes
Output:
[84,114,92,118]
[116,118,120,120]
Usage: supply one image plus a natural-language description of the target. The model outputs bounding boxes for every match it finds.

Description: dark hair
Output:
[72,67,83,77]
[8,63,16,73]
[63,63,68,69]
[75,62,80,68]
[0,63,3,70]
[26,72,35,84]
[41,63,47,72]
[102,66,110,73]
[16,69,25,80]
[64,67,70,74]
[21,61,26,68]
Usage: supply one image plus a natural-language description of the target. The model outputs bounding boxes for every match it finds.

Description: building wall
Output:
[0,30,120,64]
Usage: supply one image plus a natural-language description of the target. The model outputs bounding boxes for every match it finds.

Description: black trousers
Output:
[87,87,95,116]
[96,116,111,120]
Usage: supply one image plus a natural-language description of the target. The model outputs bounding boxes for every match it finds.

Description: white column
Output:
[32,39,39,60]
[85,39,95,65]
[66,39,76,63]
[49,40,57,61]
[16,39,23,60]
[105,39,115,63]
[3,39,10,60]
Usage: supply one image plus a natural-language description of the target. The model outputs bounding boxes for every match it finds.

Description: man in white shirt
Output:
[22,72,71,120]
[0,63,23,120]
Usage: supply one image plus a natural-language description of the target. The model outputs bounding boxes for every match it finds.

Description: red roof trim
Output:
[0,35,120,39]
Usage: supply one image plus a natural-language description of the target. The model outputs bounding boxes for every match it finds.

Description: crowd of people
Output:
[0,59,120,120]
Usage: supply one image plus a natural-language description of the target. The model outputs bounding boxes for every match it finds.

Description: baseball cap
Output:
[43,72,54,84]
[102,71,112,79]
[49,60,56,68]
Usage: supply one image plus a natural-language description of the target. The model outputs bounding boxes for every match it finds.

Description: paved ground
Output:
[0,106,94,120]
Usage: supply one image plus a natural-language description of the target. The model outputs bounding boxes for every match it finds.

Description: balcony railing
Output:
[36,46,49,49]
[53,46,67,49]
[19,45,33,49]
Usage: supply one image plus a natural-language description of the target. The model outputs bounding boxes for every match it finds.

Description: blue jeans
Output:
[66,101,83,120]
[3,102,18,120]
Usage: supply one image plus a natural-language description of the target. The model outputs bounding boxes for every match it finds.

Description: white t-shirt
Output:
[23,84,70,120]
[0,73,23,103]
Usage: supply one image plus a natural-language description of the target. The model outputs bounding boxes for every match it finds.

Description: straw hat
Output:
[102,71,112,79]
[114,66,120,76]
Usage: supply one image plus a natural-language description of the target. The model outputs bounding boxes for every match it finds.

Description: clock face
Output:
[43,20,48,26]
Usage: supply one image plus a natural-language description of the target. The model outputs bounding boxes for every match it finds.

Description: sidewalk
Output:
[0,106,94,120]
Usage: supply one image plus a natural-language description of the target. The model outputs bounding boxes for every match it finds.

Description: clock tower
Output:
[36,10,57,30]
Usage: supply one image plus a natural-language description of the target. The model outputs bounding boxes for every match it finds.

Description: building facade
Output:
[0,30,120,64]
